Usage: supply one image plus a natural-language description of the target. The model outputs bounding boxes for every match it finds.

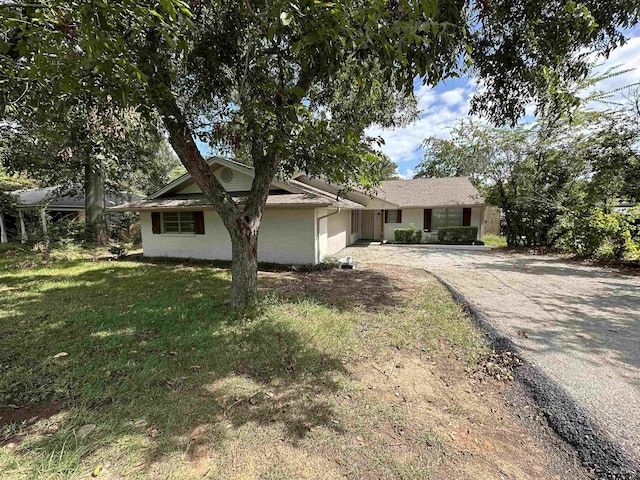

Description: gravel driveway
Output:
[340,243,640,462]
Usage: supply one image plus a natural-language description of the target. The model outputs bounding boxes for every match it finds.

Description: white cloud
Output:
[367,79,476,166]
[440,88,468,107]
[590,36,640,94]
[396,167,415,179]
[413,82,440,112]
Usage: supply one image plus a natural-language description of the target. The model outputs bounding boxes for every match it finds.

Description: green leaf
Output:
[159,0,177,21]
[280,11,292,26]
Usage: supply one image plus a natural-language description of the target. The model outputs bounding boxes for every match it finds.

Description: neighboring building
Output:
[1,186,141,243]
[111,157,487,264]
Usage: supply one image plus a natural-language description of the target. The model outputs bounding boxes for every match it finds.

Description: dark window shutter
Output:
[384,210,388,223]
[397,209,402,223]
[194,211,205,234]
[424,209,432,231]
[463,208,471,226]
[151,212,161,234]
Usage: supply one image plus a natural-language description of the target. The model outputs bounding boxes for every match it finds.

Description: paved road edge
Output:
[431,272,640,480]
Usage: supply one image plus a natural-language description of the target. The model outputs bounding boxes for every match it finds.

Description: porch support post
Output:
[0,211,7,244]
[380,209,385,245]
[18,210,27,244]
[40,208,49,246]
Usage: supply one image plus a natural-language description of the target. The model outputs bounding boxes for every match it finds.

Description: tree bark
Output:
[40,208,49,246]
[0,211,7,244]
[85,155,109,246]
[230,224,259,306]
[18,210,27,243]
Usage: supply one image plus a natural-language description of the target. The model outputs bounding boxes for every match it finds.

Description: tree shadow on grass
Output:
[0,259,358,475]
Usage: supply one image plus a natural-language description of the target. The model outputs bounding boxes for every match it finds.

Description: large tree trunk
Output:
[230,223,259,306]
[150,83,272,307]
[85,155,109,246]
[0,211,7,244]
[142,38,288,308]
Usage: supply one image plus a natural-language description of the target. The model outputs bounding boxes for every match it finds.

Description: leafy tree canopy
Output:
[414,82,640,248]
[2,0,638,304]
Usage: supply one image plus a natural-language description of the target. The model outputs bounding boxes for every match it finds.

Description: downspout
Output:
[317,207,341,223]
[316,207,341,263]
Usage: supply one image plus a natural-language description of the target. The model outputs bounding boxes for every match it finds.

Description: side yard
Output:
[0,244,588,479]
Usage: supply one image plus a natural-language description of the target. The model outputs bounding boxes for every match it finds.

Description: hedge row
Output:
[437,226,479,244]
[394,227,422,244]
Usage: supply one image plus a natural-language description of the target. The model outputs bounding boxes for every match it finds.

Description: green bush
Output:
[394,223,422,243]
[48,217,86,244]
[437,226,479,244]
[556,207,639,260]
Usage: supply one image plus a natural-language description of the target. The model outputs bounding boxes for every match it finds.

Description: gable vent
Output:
[220,168,234,183]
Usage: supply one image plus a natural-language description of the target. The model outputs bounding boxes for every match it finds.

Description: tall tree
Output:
[2,0,638,306]
[415,101,640,246]
[1,101,167,244]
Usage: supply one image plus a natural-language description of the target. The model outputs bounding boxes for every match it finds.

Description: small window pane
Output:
[387,210,398,223]
[179,212,195,232]
[180,221,195,233]
[164,222,180,233]
[432,208,447,230]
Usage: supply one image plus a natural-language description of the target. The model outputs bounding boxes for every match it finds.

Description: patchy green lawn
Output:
[483,234,508,248]
[0,243,581,479]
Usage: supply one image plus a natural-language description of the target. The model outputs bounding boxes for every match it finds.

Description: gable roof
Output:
[113,156,365,211]
[147,156,304,199]
[375,177,484,208]
[291,175,399,209]
[111,156,482,213]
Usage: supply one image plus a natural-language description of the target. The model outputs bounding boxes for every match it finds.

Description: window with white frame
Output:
[162,211,196,233]
[431,207,463,230]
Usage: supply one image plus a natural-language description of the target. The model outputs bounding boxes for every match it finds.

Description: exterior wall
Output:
[471,207,484,239]
[349,210,362,244]
[141,208,316,264]
[383,208,424,242]
[326,209,351,256]
[316,208,356,261]
[317,210,328,262]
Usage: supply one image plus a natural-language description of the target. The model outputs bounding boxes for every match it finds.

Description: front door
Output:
[362,211,375,239]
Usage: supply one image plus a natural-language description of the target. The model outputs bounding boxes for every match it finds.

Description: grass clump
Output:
[483,234,507,247]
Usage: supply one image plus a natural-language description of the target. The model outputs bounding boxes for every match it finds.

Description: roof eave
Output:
[398,202,485,209]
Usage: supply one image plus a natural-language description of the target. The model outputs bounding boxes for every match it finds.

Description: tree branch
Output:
[0,2,44,8]
[140,29,240,227]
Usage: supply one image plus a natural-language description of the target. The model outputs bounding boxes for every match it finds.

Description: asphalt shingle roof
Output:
[375,177,484,208]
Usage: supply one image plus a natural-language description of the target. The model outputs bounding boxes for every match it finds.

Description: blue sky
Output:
[369,27,640,179]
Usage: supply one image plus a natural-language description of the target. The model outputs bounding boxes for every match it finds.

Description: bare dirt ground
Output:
[340,243,640,465]
[259,265,590,480]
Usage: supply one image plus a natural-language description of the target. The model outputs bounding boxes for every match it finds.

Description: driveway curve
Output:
[340,243,640,463]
